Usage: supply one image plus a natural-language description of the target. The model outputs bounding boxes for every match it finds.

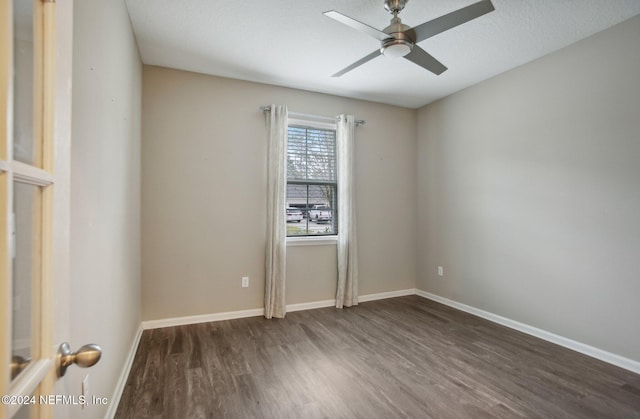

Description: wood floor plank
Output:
[114,296,640,418]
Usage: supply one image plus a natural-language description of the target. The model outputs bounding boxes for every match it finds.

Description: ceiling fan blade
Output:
[404,46,447,75]
[324,11,390,41]
[332,50,382,77]
[412,0,495,43]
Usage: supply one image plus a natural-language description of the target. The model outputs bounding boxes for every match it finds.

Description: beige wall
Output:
[141,67,417,320]
[417,16,640,361]
[70,0,142,417]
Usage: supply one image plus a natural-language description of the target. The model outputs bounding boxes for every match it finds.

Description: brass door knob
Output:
[56,342,102,378]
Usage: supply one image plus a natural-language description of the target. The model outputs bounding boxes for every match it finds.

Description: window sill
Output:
[286,236,338,247]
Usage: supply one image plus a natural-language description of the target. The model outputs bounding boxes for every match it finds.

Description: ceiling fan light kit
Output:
[381,39,412,58]
[324,0,495,76]
[381,36,413,58]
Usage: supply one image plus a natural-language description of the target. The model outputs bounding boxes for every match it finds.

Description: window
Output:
[286,124,337,237]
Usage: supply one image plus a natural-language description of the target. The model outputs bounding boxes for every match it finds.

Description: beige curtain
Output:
[265,105,288,318]
[336,114,358,308]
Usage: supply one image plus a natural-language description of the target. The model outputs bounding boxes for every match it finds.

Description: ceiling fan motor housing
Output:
[381,18,414,57]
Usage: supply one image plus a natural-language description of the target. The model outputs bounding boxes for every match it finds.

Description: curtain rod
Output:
[261,106,365,126]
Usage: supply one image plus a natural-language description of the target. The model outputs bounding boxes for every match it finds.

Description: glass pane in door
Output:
[13,0,37,165]
[10,181,39,381]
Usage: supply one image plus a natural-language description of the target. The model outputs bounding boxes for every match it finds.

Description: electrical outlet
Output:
[437,266,444,277]
[242,276,249,288]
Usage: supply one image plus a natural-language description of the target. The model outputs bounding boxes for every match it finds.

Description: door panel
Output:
[1,1,71,418]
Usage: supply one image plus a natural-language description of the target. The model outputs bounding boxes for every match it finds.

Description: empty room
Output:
[1,0,639,418]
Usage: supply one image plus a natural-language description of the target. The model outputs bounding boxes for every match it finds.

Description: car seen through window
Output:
[286,208,304,223]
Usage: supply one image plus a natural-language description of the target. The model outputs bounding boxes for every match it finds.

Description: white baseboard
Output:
[105,324,144,419]
[415,289,640,374]
[359,288,415,303]
[287,299,336,312]
[288,289,416,311]
[142,308,264,330]
[142,288,418,330]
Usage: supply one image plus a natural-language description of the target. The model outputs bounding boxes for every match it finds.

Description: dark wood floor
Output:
[115,296,640,418]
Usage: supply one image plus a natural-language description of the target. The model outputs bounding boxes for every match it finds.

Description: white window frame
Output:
[286,117,338,247]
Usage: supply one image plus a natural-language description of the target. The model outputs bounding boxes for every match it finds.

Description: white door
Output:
[1,1,74,418]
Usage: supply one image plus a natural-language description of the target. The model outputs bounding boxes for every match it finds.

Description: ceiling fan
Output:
[324,0,495,77]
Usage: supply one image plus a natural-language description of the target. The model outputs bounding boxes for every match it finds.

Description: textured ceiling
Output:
[125,0,640,109]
